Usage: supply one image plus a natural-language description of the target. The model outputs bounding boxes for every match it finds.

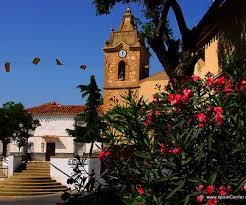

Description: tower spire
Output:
[118,7,135,32]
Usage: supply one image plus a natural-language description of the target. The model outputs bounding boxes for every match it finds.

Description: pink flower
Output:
[226,185,232,193]
[98,150,110,160]
[196,195,204,203]
[160,144,167,153]
[104,151,111,157]
[144,114,153,127]
[155,110,161,116]
[244,182,246,191]
[205,185,215,195]
[171,147,182,155]
[240,80,246,86]
[224,82,233,93]
[167,93,182,106]
[196,113,207,127]
[213,107,223,126]
[192,75,200,81]
[207,198,218,205]
[214,107,223,114]
[215,76,225,85]
[214,114,223,126]
[136,184,144,196]
[196,183,204,192]
[182,89,192,102]
[218,186,227,196]
[207,77,214,86]
[152,96,158,103]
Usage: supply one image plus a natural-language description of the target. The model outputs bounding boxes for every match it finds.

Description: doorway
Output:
[46,143,55,161]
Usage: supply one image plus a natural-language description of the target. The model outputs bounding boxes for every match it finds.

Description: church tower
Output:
[103,7,151,110]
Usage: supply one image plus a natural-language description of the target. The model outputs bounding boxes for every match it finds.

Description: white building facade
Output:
[9,102,99,161]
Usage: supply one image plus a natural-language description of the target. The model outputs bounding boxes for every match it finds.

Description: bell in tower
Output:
[103,7,151,110]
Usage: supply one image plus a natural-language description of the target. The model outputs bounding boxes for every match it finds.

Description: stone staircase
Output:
[0,161,67,196]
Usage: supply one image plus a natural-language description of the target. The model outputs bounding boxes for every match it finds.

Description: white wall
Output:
[33,115,75,136]
[8,114,101,156]
[50,157,102,189]
[3,156,22,177]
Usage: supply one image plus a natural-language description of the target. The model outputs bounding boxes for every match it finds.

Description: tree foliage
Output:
[92,0,206,78]
[0,102,39,157]
[67,75,105,156]
[98,71,246,204]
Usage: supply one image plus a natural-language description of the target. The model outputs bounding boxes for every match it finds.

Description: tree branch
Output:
[169,0,190,47]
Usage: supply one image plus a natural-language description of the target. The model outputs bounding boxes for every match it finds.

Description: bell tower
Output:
[103,7,151,110]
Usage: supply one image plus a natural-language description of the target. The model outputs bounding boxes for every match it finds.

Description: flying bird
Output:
[32,57,40,65]
[5,62,11,72]
[56,59,63,65]
[80,64,86,70]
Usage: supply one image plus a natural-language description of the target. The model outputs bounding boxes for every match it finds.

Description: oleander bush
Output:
[99,72,246,205]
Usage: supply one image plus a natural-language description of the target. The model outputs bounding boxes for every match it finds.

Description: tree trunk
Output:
[2,141,8,157]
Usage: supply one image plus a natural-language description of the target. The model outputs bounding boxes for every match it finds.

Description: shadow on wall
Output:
[55,141,66,149]
[218,3,246,73]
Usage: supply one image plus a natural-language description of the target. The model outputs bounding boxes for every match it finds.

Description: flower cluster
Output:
[160,143,182,155]
[98,149,111,160]
[136,184,144,196]
[195,113,207,127]
[167,88,192,106]
[194,106,224,127]
[144,110,161,127]
[196,183,232,204]
[206,75,246,93]
[213,106,223,126]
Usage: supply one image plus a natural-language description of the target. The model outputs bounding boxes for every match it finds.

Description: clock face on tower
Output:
[118,49,127,58]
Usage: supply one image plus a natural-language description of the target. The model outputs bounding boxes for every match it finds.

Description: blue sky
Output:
[0,0,212,108]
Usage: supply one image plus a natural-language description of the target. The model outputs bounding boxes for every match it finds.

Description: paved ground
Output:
[0,193,63,205]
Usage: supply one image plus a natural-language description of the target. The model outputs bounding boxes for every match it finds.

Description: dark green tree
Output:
[67,75,105,157]
[91,0,224,79]
[0,102,39,157]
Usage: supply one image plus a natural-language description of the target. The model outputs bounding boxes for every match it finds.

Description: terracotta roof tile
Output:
[26,102,87,115]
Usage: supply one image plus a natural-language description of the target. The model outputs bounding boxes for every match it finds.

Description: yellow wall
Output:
[194,38,220,78]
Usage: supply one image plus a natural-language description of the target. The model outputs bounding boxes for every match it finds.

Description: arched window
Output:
[118,61,126,80]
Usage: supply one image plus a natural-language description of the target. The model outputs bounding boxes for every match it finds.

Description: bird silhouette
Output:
[5,62,11,72]
[56,58,63,65]
[32,57,40,65]
[80,64,86,70]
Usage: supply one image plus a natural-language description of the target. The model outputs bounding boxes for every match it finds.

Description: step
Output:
[0,188,67,192]
[7,179,53,182]
[25,167,50,170]
[7,177,53,181]
[26,164,50,166]
[21,169,50,173]
[0,185,66,189]
[12,173,50,176]
[0,182,62,186]
[26,165,50,168]
[0,191,59,196]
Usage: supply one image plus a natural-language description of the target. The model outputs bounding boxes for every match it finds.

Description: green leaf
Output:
[234,177,246,193]
[184,194,190,205]
[209,172,217,184]
[181,156,192,166]
[135,151,151,160]
[158,173,176,182]
[165,180,185,200]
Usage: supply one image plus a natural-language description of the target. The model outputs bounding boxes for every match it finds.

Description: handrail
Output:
[50,162,71,178]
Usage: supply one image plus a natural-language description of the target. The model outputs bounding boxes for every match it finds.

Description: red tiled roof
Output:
[26,102,86,115]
